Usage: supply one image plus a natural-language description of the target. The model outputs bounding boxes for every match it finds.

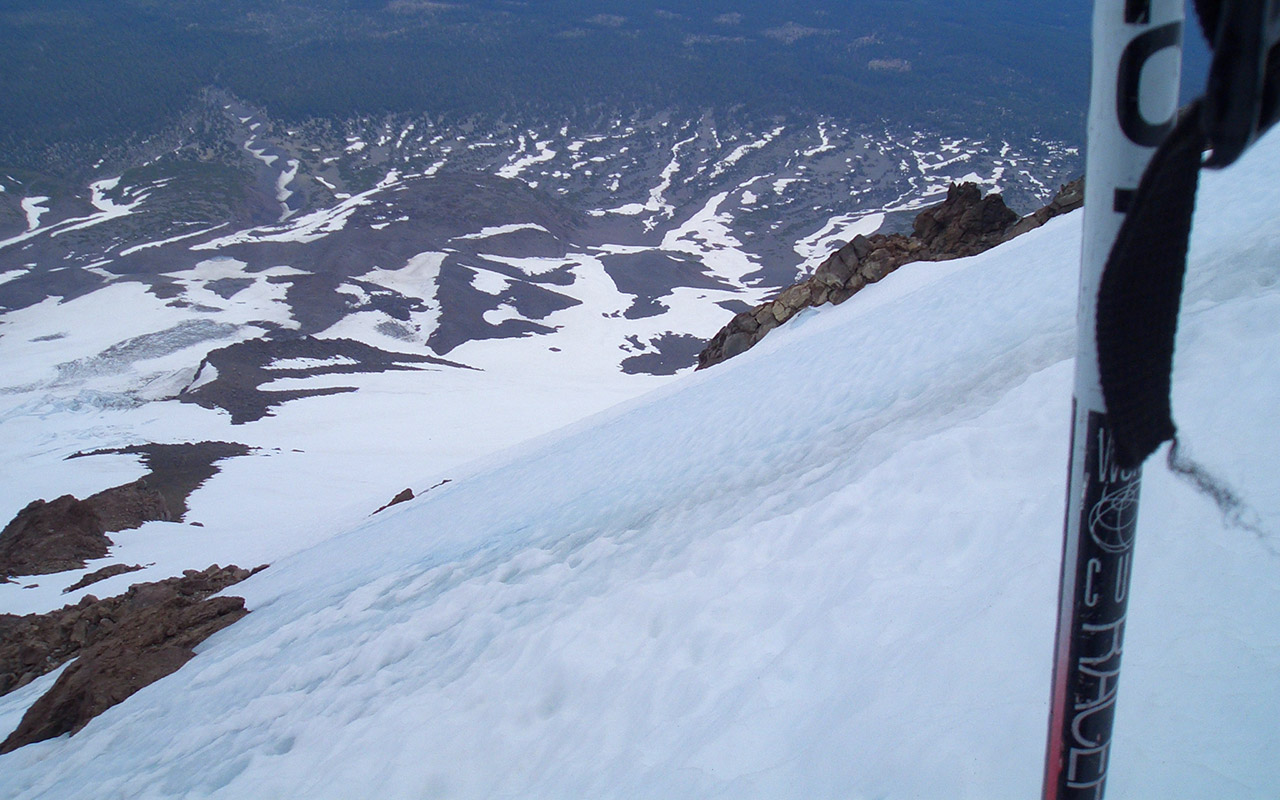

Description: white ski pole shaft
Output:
[1043,2,1184,799]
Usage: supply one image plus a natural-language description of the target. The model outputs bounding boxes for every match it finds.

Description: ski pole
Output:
[1042,2,1185,799]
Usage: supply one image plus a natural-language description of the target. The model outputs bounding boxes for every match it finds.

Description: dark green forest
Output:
[0,0,1121,159]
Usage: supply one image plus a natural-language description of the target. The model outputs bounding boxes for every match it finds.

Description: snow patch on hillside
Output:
[20,197,49,231]
[660,193,760,286]
[195,172,401,248]
[498,137,557,180]
[793,212,886,271]
[456,223,550,241]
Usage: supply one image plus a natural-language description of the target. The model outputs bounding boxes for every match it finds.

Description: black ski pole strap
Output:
[1096,101,1207,470]
[1096,0,1279,470]
[1192,0,1223,45]
[1202,0,1280,165]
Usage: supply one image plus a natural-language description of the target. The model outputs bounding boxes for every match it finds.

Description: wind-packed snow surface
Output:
[3,135,1279,797]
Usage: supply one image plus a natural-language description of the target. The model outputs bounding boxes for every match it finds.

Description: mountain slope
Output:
[1,134,1278,798]
[0,105,1082,616]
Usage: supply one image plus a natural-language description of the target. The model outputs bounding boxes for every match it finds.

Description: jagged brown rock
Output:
[912,182,1019,256]
[0,497,110,579]
[1000,177,1085,241]
[697,178,1084,369]
[84,479,172,533]
[1,441,253,580]
[373,488,415,515]
[63,564,145,594]
[0,479,171,580]
[0,564,266,753]
[0,565,261,697]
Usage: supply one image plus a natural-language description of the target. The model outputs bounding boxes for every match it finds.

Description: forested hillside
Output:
[1,0,1106,161]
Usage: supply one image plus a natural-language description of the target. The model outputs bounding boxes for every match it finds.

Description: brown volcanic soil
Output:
[67,441,255,519]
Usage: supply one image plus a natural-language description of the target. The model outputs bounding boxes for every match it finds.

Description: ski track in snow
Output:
[2,134,1279,798]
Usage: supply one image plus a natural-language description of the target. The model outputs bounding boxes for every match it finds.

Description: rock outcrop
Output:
[372,479,452,515]
[0,564,265,753]
[373,488,415,515]
[1000,178,1086,241]
[63,564,145,594]
[0,480,170,579]
[1,441,254,580]
[68,442,254,519]
[697,179,1083,369]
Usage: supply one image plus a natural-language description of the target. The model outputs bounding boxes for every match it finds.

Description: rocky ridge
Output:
[0,564,265,753]
[63,564,145,594]
[373,488,416,515]
[697,179,1084,369]
[0,482,170,580]
[0,442,253,581]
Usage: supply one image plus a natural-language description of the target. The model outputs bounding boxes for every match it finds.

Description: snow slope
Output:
[2,135,1279,797]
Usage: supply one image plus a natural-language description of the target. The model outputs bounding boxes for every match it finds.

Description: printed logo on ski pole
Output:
[1087,428,1141,554]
